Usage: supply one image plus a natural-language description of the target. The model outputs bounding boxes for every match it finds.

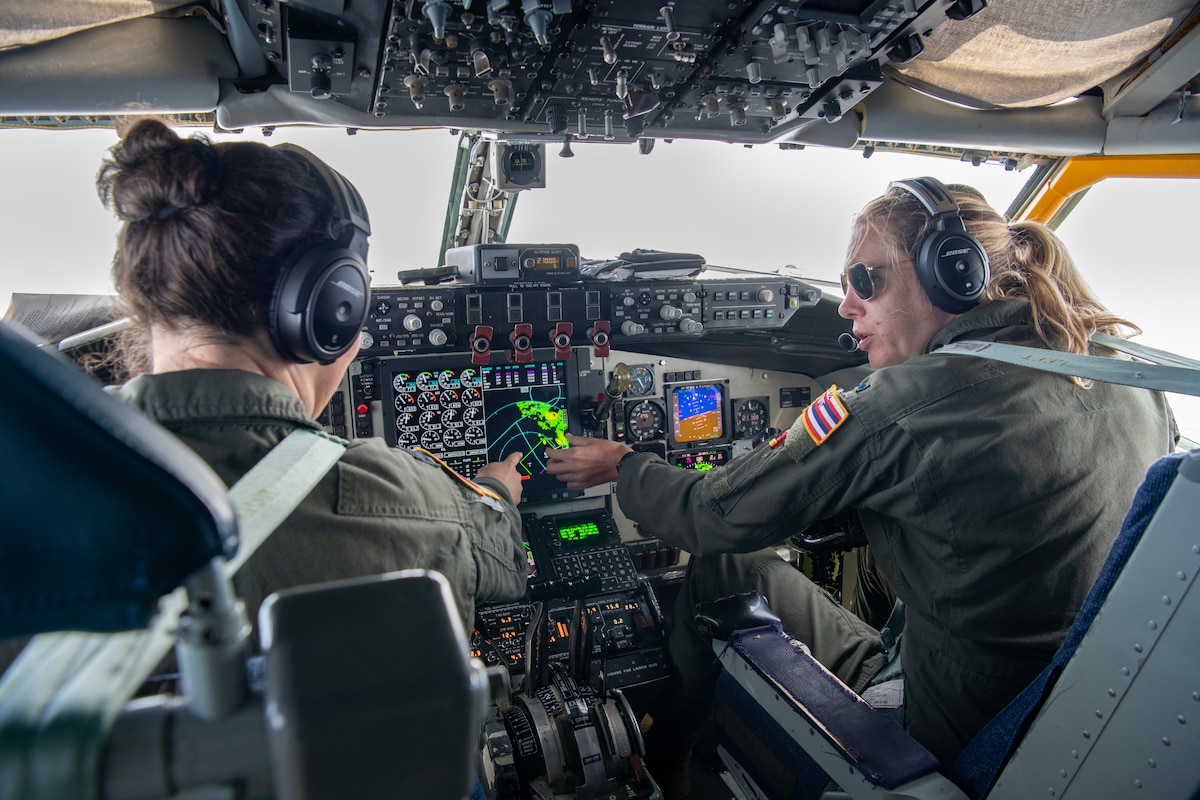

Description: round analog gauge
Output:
[442,429,465,448]
[392,373,416,393]
[441,408,461,426]
[465,426,486,446]
[419,409,439,427]
[462,387,482,405]
[438,369,461,390]
[626,399,665,443]
[460,368,481,388]
[395,392,416,411]
[735,398,769,439]
[417,391,441,410]
[627,365,655,397]
[397,431,418,448]
[395,411,416,428]
[416,371,440,391]
[421,430,442,450]
[463,406,483,426]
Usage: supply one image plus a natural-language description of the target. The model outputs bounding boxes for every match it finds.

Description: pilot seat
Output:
[0,319,498,800]
[701,448,1200,799]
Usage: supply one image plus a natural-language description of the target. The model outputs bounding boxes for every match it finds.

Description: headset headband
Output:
[273,143,371,257]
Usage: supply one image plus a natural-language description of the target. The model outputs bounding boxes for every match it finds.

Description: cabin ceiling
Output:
[1,0,1198,159]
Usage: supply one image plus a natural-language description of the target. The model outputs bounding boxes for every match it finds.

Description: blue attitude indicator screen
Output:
[669,382,726,444]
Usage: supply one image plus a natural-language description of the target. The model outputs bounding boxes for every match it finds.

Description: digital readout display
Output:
[673,447,730,471]
[557,519,602,544]
[388,359,570,494]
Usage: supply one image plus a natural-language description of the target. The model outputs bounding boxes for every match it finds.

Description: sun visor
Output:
[887,0,1196,109]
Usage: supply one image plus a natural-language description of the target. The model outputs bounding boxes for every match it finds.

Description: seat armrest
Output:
[714,623,967,799]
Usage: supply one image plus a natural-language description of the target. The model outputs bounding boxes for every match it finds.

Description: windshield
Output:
[0,126,1027,300]
[4,125,1194,439]
[1053,177,1200,443]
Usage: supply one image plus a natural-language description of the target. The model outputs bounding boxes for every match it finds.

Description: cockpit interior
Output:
[2,1,1200,798]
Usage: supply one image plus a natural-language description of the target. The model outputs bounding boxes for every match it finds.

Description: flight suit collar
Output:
[927,298,1033,352]
[116,369,319,429]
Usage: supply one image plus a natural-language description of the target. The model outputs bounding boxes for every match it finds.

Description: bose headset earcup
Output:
[268,143,372,364]
[889,177,990,314]
[269,241,370,364]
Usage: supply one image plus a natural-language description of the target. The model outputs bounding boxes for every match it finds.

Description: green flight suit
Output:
[618,299,1177,766]
[117,368,527,634]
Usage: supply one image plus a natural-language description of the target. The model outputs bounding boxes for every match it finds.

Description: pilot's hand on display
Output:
[544,433,632,490]
[477,451,525,506]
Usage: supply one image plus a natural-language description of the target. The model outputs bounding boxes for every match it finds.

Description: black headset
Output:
[268,143,372,364]
[888,177,990,314]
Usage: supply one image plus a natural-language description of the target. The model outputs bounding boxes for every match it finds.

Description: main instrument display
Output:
[381,353,581,500]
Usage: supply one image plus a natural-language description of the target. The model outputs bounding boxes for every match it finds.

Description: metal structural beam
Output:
[1104,11,1200,119]
[1018,154,1200,223]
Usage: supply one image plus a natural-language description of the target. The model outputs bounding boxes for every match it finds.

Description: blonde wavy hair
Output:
[852,182,1139,359]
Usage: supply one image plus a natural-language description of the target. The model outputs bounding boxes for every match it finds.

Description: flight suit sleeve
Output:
[454,473,528,604]
[403,447,528,605]
[615,386,895,555]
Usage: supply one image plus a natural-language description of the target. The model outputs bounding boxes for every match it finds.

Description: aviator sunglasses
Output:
[839,262,885,301]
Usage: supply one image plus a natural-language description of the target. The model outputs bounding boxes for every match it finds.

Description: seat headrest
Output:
[0,322,238,639]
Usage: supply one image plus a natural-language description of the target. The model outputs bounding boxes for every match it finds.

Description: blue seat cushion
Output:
[0,322,237,638]
[950,452,1185,797]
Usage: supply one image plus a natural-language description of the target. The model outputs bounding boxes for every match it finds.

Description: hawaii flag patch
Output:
[801,386,849,445]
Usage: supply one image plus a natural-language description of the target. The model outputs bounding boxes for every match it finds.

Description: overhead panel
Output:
[230,0,951,144]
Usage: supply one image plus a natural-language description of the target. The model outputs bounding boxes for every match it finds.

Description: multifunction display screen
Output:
[556,518,603,546]
[668,381,728,445]
[384,358,572,497]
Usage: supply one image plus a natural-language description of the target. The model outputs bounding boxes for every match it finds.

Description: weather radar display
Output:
[387,358,572,496]
[482,361,570,483]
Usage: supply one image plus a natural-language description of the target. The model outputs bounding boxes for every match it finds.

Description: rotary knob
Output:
[403,314,423,332]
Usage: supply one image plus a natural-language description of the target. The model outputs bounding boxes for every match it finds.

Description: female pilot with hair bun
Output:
[96,117,528,632]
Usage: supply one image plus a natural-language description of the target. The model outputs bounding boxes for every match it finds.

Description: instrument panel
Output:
[356,267,820,362]
[322,244,831,705]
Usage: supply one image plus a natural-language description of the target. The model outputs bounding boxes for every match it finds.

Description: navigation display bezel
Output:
[378,348,583,502]
[663,378,732,450]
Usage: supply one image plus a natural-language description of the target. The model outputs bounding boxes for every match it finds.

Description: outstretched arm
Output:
[475,450,526,505]
[544,433,632,489]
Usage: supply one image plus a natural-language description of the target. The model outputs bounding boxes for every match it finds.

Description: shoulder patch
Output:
[801,386,850,445]
[780,386,851,462]
[413,447,506,507]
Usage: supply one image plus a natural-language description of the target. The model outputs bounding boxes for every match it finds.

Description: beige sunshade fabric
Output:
[0,1,195,51]
[888,0,1198,109]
